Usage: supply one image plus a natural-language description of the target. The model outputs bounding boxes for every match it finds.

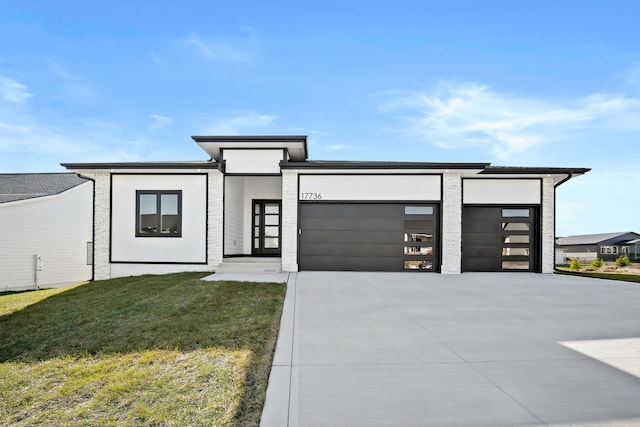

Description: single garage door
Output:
[462,206,539,272]
[300,203,438,271]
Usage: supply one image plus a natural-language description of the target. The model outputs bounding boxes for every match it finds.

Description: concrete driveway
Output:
[261,272,640,426]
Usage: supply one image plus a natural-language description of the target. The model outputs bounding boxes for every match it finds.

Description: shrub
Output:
[591,258,602,270]
[615,255,631,267]
[570,258,580,271]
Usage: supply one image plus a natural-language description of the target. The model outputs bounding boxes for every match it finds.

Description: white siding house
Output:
[0,174,93,291]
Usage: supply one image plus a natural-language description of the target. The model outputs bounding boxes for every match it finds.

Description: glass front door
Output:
[252,200,281,256]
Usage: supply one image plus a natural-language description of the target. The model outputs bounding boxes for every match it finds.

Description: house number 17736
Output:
[301,192,322,200]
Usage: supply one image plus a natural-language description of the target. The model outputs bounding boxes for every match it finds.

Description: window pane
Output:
[502,222,530,231]
[265,204,279,214]
[502,248,530,256]
[254,204,260,214]
[254,226,260,237]
[254,238,260,249]
[404,233,433,242]
[405,206,434,215]
[403,260,433,270]
[161,194,179,234]
[264,237,279,248]
[502,209,530,218]
[265,215,279,225]
[502,261,530,270]
[264,226,279,237]
[254,214,260,225]
[503,235,529,244]
[139,194,157,233]
[404,246,433,255]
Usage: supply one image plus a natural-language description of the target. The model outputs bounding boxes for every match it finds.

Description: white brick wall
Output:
[91,171,112,280]
[208,171,224,270]
[441,172,462,274]
[281,170,298,272]
[541,176,556,273]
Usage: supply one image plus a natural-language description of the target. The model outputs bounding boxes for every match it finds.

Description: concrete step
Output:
[216,259,282,273]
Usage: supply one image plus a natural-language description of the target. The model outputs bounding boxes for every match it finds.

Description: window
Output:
[502,222,530,231]
[622,246,629,255]
[502,209,530,218]
[136,190,182,237]
[404,260,433,270]
[503,235,529,244]
[404,246,433,256]
[405,206,434,215]
[404,233,433,242]
[502,247,530,256]
[600,246,619,254]
[502,261,530,270]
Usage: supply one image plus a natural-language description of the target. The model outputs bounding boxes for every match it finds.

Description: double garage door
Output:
[299,203,540,272]
[299,203,438,272]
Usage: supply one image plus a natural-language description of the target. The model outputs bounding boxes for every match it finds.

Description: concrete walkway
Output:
[261,272,640,426]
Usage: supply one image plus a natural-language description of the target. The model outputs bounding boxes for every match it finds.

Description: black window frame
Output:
[135,190,182,237]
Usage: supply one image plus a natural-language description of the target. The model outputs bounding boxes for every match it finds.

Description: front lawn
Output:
[0,272,286,426]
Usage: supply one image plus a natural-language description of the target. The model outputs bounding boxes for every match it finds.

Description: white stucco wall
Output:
[463,179,541,204]
[111,174,207,263]
[0,182,93,291]
[299,175,441,200]
[223,149,283,174]
[224,176,245,255]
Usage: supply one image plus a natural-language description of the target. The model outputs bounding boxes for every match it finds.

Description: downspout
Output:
[553,172,573,270]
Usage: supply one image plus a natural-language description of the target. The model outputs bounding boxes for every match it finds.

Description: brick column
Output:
[541,176,555,273]
[281,170,299,272]
[90,171,112,280]
[441,172,462,274]
[208,171,224,270]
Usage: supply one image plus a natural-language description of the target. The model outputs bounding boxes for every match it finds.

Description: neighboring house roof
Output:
[0,173,88,203]
[556,232,639,246]
[619,238,640,245]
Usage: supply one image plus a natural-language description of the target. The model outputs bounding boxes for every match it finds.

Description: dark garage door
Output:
[300,203,438,271]
[462,206,539,272]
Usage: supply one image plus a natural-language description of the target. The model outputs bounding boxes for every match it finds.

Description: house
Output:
[62,135,589,279]
[0,173,93,291]
[556,232,640,263]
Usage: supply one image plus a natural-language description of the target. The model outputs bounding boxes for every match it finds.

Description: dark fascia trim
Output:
[61,161,220,170]
[192,135,307,143]
[280,161,490,170]
[480,166,591,175]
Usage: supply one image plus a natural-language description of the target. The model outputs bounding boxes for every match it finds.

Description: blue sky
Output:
[1,0,638,236]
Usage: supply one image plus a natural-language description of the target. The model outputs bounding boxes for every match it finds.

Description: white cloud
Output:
[149,114,173,131]
[179,33,253,64]
[326,144,347,151]
[0,77,32,104]
[380,81,640,160]
[206,111,278,135]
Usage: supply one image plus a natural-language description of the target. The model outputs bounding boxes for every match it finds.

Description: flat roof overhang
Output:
[61,161,221,171]
[279,160,491,170]
[192,135,308,162]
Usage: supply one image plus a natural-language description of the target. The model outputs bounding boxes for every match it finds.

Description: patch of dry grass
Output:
[0,272,286,426]
[0,282,87,317]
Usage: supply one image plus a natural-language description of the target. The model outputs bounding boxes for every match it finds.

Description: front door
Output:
[252,200,281,256]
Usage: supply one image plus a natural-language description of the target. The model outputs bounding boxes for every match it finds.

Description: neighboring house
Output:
[0,173,94,291]
[556,231,640,263]
[62,135,589,279]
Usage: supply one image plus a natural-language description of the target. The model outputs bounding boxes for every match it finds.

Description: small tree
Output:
[615,255,631,267]
[570,258,580,271]
[591,258,602,270]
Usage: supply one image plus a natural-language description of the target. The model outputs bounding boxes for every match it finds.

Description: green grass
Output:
[0,272,286,426]
[555,266,640,283]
